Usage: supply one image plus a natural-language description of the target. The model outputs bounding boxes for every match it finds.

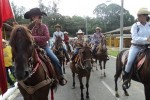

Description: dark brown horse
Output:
[53,35,69,74]
[114,47,150,100]
[9,25,58,100]
[92,37,109,77]
[70,46,92,100]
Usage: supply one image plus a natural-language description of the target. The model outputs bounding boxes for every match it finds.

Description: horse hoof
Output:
[81,98,84,100]
[125,92,129,96]
[104,74,106,77]
[86,95,89,99]
[72,86,75,89]
[115,93,120,98]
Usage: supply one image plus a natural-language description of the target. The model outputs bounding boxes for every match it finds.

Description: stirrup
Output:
[122,80,131,89]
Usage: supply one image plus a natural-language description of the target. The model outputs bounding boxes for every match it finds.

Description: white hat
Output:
[2,39,7,43]
[64,31,68,34]
[137,8,150,15]
[95,27,102,31]
[76,29,84,35]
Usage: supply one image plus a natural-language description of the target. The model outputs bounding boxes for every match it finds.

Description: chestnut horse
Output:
[114,46,150,100]
[70,46,92,100]
[92,37,109,77]
[10,25,58,100]
[53,35,69,74]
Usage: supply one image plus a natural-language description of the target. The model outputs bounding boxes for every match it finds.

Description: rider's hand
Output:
[147,37,150,42]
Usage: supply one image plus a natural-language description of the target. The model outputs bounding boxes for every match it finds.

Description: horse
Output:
[9,25,58,100]
[114,46,150,100]
[53,35,69,74]
[70,46,92,100]
[92,37,109,77]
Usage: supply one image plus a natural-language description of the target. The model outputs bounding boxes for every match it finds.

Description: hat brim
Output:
[24,11,47,19]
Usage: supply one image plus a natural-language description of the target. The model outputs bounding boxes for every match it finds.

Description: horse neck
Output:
[24,50,46,85]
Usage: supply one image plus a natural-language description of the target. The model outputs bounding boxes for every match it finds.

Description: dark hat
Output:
[24,8,47,19]
[55,24,62,28]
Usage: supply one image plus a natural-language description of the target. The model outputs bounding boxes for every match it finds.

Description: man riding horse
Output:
[90,27,109,60]
[24,8,67,85]
[52,24,70,62]
[71,29,85,62]
[63,31,73,54]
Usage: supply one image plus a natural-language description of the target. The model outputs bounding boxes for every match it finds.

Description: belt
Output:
[131,43,149,47]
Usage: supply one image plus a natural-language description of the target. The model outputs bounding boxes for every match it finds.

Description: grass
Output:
[108,48,119,57]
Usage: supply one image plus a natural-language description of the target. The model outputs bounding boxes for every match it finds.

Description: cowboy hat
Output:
[137,8,150,15]
[64,31,68,34]
[55,24,62,28]
[76,29,84,35]
[2,39,7,43]
[24,8,47,19]
[95,27,102,31]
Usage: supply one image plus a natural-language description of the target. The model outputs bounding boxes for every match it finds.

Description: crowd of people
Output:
[2,7,149,91]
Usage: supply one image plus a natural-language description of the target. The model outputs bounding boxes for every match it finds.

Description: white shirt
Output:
[53,31,64,42]
[131,22,150,44]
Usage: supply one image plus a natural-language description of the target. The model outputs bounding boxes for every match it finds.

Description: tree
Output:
[93,3,135,31]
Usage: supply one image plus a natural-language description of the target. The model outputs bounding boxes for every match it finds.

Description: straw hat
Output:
[76,29,84,35]
[64,31,68,34]
[137,8,150,15]
[95,27,102,31]
[55,24,62,28]
[24,8,47,19]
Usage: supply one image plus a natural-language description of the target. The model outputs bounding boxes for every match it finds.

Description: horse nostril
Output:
[24,71,29,77]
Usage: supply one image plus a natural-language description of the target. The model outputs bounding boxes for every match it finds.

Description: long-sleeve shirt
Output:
[53,31,64,42]
[131,22,150,45]
[32,24,50,47]
[91,32,104,45]
[64,35,69,43]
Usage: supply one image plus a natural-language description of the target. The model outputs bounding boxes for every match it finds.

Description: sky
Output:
[9,0,150,18]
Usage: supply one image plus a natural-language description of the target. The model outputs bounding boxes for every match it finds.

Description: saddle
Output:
[35,47,59,79]
[122,49,146,73]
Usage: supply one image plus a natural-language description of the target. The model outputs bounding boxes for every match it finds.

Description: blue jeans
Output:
[42,45,63,75]
[125,45,143,73]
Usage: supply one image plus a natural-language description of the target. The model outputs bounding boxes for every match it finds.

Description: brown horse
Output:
[92,37,109,77]
[114,46,150,100]
[70,46,92,100]
[9,25,58,100]
[53,35,69,74]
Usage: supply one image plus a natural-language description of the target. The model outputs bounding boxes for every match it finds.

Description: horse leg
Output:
[99,60,103,77]
[96,59,98,70]
[103,61,106,77]
[72,72,76,89]
[86,74,90,99]
[144,84,150,100]
[63,61,66,74]
[78,76,84,100]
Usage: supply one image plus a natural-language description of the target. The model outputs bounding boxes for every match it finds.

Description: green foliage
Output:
[9,1,135,37]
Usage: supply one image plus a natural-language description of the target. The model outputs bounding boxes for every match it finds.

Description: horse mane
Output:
[10,25,33,49]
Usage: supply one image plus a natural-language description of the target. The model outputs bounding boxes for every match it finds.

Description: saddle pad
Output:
[137,55,146,70]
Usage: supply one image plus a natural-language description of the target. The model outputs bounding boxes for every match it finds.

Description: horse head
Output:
[10,25,34,81]
[78,46,92,70]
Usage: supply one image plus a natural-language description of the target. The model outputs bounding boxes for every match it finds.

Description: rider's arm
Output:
[131,23,148,43]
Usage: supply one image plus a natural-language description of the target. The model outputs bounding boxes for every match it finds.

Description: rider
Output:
[123,8,150,89]
[64,31,73,52]
[71,29,84,62]
[24,8,67,85]
[53,24,70,62]
[90,27,109,59]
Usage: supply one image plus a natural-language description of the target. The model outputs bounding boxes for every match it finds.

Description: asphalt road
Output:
[13,57,145,100]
